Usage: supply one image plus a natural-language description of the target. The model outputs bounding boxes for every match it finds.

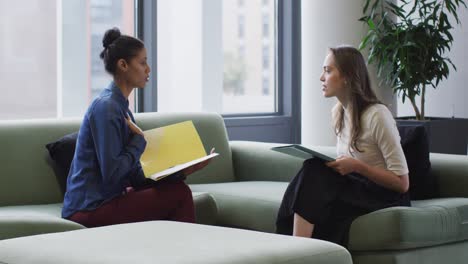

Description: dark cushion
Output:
[397,124,436,200]
[45,132,78,193]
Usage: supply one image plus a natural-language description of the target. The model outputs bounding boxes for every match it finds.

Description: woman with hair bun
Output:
[62,28,209,227]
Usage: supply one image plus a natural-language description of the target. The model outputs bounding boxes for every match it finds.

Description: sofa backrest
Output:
[430,153,468,198]
[0,118,81,206]
[0,112,233,207]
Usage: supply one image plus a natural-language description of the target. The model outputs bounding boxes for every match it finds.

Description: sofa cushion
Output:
[348,198,468,251]
[46,132,78,193]
[397,124,435,199]
[0,203,84,240]
[0,221,352,264]
[190,181,288,232]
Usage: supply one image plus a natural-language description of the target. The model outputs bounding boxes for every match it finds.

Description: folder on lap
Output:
[271,144,335,162]
[140,120,218,181]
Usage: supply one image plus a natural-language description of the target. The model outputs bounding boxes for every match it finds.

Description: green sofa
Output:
[0,112,467,264]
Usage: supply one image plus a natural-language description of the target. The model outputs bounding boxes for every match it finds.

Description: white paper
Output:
[149,153,219,181]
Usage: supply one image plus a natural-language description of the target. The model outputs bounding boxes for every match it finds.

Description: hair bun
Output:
[102,27,121,49]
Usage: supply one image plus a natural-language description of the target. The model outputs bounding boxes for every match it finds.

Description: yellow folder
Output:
[140,120,218,181]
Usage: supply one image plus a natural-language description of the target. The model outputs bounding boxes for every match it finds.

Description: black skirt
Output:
[276,158,410,247]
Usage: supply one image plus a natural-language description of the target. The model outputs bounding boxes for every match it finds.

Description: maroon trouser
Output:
[69,181,195,228]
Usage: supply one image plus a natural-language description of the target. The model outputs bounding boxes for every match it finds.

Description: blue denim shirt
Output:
[62,82,147,218]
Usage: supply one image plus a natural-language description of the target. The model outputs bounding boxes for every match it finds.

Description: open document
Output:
[271,144,335,162]
[140,120,219,181]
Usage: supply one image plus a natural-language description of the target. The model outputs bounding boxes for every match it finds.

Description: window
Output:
[0,0,135,120]
[262,77,269,95]
[262,13,269,38]
[238,45,245,58]
[156,0,276,114]
[262,45,270,69]
[238,14,245,39]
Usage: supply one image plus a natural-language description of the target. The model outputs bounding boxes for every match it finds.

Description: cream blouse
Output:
[336,104,409,176]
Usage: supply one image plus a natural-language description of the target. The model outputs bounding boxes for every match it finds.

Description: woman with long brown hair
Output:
[276,45,410,247]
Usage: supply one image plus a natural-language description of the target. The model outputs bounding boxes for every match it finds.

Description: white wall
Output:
[397,7,468,118]
[301,0,395,146]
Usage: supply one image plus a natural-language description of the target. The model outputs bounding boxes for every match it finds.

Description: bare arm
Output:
[355,159,409,193]
[326,157,409,193]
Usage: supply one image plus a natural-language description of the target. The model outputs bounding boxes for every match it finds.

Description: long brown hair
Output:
[330,45,382,153]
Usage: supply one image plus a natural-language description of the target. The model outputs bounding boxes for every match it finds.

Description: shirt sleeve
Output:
[89,99,147,186]
[128,164,152,189]
[369,106,409,176]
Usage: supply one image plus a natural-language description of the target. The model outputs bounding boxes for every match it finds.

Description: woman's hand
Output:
[327,155,409,193]
[125,115,144,137]
[182,148,215,176]
[326,156,362,176]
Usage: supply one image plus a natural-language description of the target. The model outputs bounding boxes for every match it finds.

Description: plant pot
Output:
[396,117,468,155]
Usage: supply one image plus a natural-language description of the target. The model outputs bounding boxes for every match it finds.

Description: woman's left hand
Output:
[326,156,361,176]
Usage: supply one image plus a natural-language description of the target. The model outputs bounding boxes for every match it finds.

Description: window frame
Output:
[136,0,301,143]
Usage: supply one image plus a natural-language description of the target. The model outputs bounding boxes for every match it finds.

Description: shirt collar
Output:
[108,81,129,109]
[342,104,349,113]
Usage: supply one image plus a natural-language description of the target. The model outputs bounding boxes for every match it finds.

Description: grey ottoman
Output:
[0,221,351,264]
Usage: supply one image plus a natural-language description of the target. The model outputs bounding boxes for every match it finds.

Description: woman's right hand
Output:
[326,156,360,175]
[182,148,215,176]
[125,115,144,137]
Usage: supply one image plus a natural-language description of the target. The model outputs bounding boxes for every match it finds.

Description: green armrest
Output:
[349,198,468,250]
[229,141,304,182]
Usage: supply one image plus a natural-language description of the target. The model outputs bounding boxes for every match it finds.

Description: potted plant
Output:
[359,0,468,154]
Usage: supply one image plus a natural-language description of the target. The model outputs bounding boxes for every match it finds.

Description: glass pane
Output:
[0,0,135,120]
[157,0,276,114]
